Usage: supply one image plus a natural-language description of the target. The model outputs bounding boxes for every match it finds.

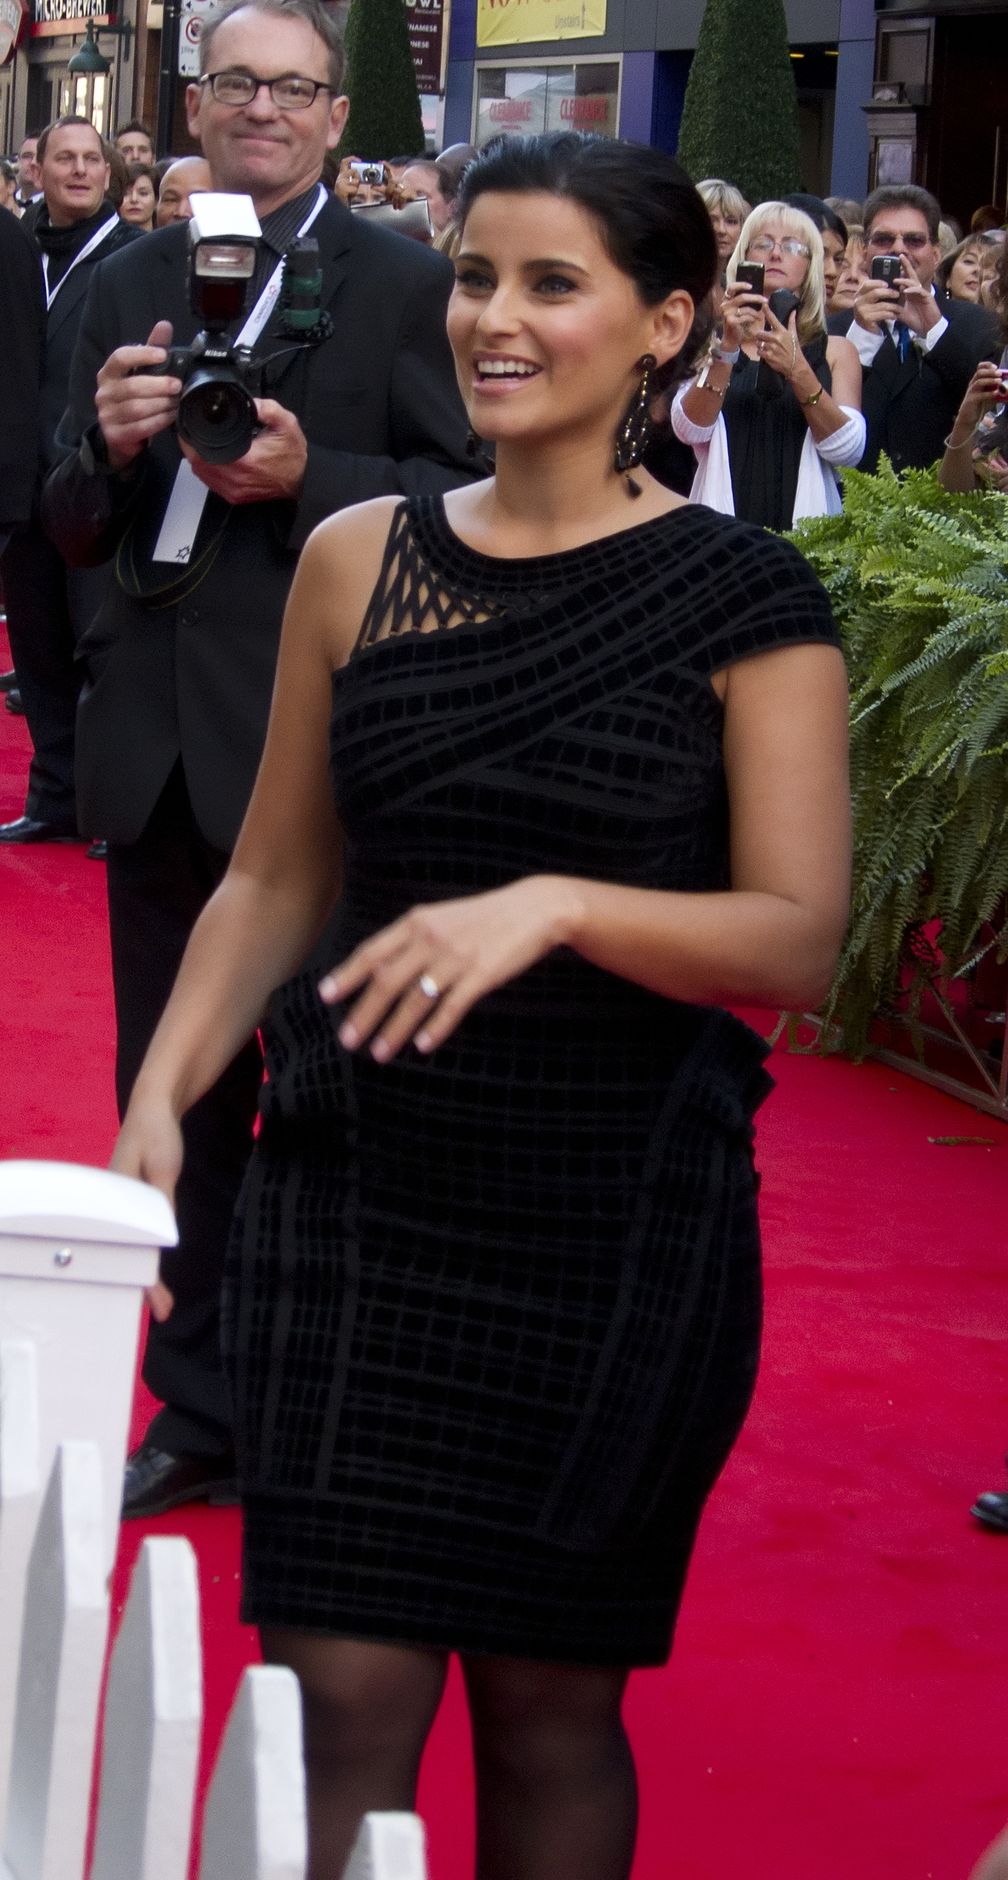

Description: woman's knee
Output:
[463,1656,631,1780]
[260,1628,448,1762]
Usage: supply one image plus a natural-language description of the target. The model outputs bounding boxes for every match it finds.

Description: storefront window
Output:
[474,59,620,147]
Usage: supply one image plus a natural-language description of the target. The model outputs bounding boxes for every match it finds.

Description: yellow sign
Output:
[476,0,606,49]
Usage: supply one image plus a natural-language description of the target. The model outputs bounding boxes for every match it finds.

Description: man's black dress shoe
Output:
[85,838,108,861]
[0,815,79,844]
[0,669,16,692]
[5,689,24,714]
[971,1491,1008,1533]
[122,1442,239,1519]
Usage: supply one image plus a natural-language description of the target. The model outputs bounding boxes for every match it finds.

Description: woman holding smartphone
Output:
[673,200,865,528]
[112,136,850,1880]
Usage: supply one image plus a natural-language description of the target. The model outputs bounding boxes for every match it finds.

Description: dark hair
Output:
[971,203,1005,234]
[36,115,108,164]
[863,183,941,243]
[785,192,847,247]
[199,0,345,95]
[115,119,153,143]
[125,160,159,187]
[455,133,718,380]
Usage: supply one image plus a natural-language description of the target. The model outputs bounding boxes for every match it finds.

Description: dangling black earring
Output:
[614,353,657,498]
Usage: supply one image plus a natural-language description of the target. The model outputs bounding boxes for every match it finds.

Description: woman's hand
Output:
[110,1096,184,1322]
[755,304,800,380]
[956,360,1008,432]
[318,876,583,1060]
[721,283,767,350]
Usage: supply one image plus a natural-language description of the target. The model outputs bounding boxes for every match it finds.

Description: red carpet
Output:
[2,630,1006,1879]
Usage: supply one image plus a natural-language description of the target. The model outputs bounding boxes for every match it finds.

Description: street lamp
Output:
[67,16,133,74]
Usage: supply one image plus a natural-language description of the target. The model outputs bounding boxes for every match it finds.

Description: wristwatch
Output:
[799,385,824,408]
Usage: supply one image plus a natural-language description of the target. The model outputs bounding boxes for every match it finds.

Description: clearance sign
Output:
[476,0,606,48]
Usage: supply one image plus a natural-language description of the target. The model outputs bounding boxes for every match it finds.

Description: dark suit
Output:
[829,292,1000,474]
[43,193,475,1457]
[1,211,139,828]
[0,212,44,542]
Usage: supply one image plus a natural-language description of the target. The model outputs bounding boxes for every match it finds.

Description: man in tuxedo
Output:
[0,212,43,550]
[829,184,1000,473]
[43,0,475,1516]
[0,118,139,847]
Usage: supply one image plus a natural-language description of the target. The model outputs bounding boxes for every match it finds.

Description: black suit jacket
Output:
[0,212,45,537]
[42,196,475,849]
[829,292,1000,474]
[37,215,141,477]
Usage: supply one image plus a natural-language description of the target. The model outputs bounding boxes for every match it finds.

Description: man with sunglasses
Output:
[43,0,474,1519]
[829,184,999,473]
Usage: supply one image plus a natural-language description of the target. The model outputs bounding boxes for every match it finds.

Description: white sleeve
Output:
[815,406,866,467]
[847,321,885,367]
[670,380,718,444]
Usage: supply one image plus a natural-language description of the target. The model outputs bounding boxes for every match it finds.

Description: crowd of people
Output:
[1,8,1007,1873]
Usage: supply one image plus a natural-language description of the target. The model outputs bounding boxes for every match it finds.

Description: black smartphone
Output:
[735,261,765,294]
[870,254,903,287]
[768,288,801,325]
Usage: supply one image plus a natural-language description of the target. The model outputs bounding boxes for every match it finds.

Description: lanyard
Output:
[151,181,329,568]
[42,214,120,311]
[234,181,328,349]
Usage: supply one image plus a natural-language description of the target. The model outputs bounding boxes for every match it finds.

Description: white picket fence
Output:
[0,1161,429,1880]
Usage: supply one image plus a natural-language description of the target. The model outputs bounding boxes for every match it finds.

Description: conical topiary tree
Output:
[336,0,425,162]
[676,0,801,206]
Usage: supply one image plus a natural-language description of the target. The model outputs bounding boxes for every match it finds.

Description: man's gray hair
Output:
[199,0,346,95]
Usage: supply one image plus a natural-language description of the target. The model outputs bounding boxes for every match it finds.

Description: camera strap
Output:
[152,183,328,569]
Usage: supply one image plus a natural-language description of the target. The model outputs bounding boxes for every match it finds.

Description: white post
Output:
[341,1815,429,1880]
[198,1667,307,1880]
[0,1160,175,1825]
[90,1537,203,1880]
[0,1441,107,1880]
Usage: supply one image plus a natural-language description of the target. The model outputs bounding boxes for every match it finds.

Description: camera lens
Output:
[177,367,258,464]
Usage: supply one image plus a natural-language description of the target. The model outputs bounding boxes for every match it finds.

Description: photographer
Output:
[43,0,475,1520]
[671,201,864,528]
[829,184,1000,472]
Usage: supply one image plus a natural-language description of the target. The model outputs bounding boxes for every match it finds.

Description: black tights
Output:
[259,1629,637,1880]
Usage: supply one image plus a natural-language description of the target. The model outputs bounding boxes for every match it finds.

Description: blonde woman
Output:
[673,200,865,527]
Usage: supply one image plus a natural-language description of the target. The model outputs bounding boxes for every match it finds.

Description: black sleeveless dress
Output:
[222,496,840,1666]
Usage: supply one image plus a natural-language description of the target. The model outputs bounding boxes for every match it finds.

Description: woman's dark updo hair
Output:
[454,132,718,384]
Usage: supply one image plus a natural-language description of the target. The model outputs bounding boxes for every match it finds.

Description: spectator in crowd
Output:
[14,132,42,208]
[830,183,1001,473]
[115,119,155,165]
[43,0,475,1520]
[672,201,864,527]
[971,203,1006,235]
[938,358,1008,494]
[937,218,962,255]
[980,235,1008,331]
[938,235,986,304]
[105,144,130,209]
[785,192,848,310]
[155,155,211,225]
[434,139,476,204]
[109,126,849,1880]
[120,160,159,230]
[0,209,44,550]
[828,226,866,315]
[697,177,750,272]
[396,156,453,232]
[0,116,139,851]
[0,157,17,211]
[826,194,862,229]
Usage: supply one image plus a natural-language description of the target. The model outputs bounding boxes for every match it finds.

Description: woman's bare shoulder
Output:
[296,495,407,667]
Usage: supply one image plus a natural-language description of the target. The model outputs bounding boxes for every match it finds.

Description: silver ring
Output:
[417,972,441,1001]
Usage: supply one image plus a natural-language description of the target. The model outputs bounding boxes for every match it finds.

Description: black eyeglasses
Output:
[866,229,932,251]
[200,69,334,110]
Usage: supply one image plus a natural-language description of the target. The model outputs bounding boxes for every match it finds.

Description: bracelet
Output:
[943,431,975,452]
[799,385,824,408]
[713,343,741,364]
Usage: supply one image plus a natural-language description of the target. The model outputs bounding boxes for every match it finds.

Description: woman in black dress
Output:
[673,200,865,527]
[114,134,851,1880]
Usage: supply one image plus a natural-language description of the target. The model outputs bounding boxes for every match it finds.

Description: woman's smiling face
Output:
[447,190,691,451]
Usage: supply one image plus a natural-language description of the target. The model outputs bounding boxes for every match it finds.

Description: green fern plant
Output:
[787,462,1008,1060]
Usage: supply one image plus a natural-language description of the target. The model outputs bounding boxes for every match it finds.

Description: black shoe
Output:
[5,689,24,714]
[122,1442,239,1519]
[971,1491,1008,1533]
[85,838,108,860]
[0,815,79,844]
[0,669,16,692]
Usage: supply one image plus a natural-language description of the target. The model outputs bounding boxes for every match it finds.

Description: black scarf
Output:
[33,198,117,289]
